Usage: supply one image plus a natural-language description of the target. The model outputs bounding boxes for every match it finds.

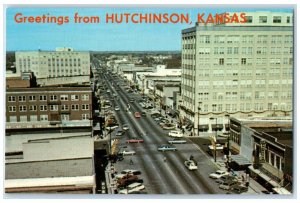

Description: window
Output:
[71,95,79,101]
[81,94,89,101]
[60,95,68,101]
[40,95,47,101]
[50,95,58,101]
[29,105,37,111]
[241,58,246,65]
[40,105,48,111]
[9,106,16,112]
[219,58,224,65]
[245,16,253,23]
[61,105,69,110]
[40,115,48,121]
[259,16,267,23]
[50,105,58,111]
[82,114,90,120]
[19,105,27,112]
[233,47,239,54]
[287,16,290,23]
[18,96,26,102]
[71,104,79,110]
[61,115,69,121]
[30,115,38,122]
[273,16,281,23]
[29,95,36,101]
[8,96,16,102]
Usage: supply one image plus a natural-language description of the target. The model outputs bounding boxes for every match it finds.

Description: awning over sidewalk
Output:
[272,187,291,194]
[248,166,281,188]
[230,155,252,166]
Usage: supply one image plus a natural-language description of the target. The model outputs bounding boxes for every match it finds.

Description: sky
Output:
[5,6,294,51]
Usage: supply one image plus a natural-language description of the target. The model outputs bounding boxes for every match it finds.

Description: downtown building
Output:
[180,11,293,135]
[14,47,91,86]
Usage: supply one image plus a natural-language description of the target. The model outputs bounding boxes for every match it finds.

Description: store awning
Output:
[272,187,291,194]
[248,166,281,188]
[230,155,252,166]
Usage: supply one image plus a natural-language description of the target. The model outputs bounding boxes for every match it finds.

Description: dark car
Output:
[231,185,248,194]
[141,111,147,116]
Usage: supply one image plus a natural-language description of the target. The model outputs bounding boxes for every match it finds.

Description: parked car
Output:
[219,180,240,190]
[126,138,144,143]
[216,175,237,184]
[168,130,183,138]
[134,112,141,118]
[141,111,147,116]
[121,169,142,175]
[120,150,136,156]
[184,160,198,170]
[168,138,187,144]
[208,144,224,150]
[118,182,145,194]
[209,170,229,179]
[231,185,248,194]
[157,145,177,152]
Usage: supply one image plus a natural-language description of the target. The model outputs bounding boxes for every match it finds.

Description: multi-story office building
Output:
[6,86,92,129]
[180,12,293,135]
[15,47,90,86]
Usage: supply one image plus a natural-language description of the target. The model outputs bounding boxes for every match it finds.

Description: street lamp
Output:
[225,114,231,171]
[197,102,202,136]
[210,117,218,162]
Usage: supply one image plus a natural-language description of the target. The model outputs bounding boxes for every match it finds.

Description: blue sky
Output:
[6,7,293,51]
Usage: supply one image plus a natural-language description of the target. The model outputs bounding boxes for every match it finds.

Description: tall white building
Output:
[15,48,90,86]
[180,12,293,135]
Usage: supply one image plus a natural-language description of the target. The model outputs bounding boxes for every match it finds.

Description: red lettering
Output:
[197,13,205,24]
[14,13,23,23]
[240,12,246,23]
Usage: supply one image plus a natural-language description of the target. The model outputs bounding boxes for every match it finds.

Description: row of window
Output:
[8,114,90,122]
[8,104,90,112]
[195,46,293,55]
[7,94,90,102]
[187,35,293,45]
[198,103,292,112]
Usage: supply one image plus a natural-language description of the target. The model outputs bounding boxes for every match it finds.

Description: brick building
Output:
[6,86,92,129]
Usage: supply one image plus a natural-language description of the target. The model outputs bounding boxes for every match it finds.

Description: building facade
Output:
[15,48,90,85]
[6,86,92,129]
[180,12,293,135]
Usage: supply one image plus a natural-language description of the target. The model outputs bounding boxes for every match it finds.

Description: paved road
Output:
[97,72,227,195]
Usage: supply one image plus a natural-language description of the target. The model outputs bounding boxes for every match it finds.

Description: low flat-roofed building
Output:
[5,136,95,193]
[228,117,293,194]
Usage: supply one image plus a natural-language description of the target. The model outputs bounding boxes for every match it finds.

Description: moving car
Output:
[168,130,183,138]
[114,106,120,111]
[208,144,224,150]
[184,160,198,170]
[122,124,130,131]
[116,130,124,136]
[134,112,141,118]
[118,182,145,194]
[120,150,136,156]
[126,138,144,143]
[157,145,177,152]
[141,111,147,116]
[209,170,229,179]
[168,138,187,144]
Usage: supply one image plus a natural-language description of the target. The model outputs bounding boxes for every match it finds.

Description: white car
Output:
[122,124,129,131]
[209,170,229,179]
[118,182,145,194]
[120,150,136,156]
[208,144,224,150]
[115,106,120,111]
[168,130,183,138]
[184,160,198,170]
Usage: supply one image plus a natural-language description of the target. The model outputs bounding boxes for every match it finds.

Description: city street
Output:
[98,71,227,194]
